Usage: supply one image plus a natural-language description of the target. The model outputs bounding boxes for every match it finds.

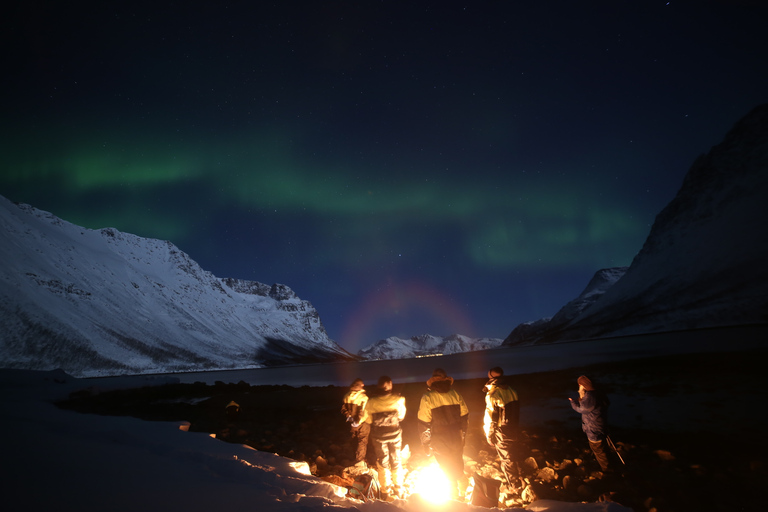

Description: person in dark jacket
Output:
[417,368,470,500]
[483,367,521,489]
[569,375,612,472]
[341,378,370,468]
[365,376,406,498]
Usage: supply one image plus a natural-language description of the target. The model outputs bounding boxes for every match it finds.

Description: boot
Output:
[458,475,470,501]
[377,463,393,495]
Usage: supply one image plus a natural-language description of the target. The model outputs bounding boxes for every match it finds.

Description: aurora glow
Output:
[2,1,767,352]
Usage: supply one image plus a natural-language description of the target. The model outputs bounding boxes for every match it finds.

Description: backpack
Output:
[347,471,381,502]
[470,473,501,508]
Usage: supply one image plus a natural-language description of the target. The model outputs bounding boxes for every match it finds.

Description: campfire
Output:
[340,445,508,505]
[404,458,453,503]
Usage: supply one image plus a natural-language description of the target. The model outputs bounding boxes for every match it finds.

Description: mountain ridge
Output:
[357,333,504,360]
[504,267,628,346]
[504,103,768,345]
[0,196,355,377]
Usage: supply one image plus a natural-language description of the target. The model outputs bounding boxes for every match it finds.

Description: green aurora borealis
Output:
[3,1,767,351]
[3,120,649,268]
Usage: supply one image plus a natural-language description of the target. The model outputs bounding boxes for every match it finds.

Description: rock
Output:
[520,485,536,503]
[536,467,557,483]
[562,475,580,491]
[655,449,675,461]
[524,456,539,471]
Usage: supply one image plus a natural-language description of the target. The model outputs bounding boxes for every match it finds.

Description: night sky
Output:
[2,1,767,353]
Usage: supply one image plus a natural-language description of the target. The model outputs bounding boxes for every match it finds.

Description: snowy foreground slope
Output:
[506,104,768,345]
[1,368,634,512]
[0,195,354,377]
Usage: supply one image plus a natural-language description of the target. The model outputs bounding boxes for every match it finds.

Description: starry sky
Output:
[2,1,767,353]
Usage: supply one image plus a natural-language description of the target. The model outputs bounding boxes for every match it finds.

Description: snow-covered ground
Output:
[1,368,637,512]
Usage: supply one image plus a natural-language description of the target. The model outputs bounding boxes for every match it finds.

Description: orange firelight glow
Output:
[412,461,452,503]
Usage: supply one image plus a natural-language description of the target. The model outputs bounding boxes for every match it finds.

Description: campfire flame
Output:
[407,460,452,503]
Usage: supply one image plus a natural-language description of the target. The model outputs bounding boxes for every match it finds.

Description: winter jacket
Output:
[341,389,368,425]
[483,378,520,440]
[570,389,610,442]
[365,392,406,442]
[417,378,469,447]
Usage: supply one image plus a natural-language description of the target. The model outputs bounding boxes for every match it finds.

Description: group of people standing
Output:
[341,366,524,500]
[341,367,614,501]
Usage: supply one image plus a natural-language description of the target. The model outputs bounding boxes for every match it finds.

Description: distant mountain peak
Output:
[504,266,629,346]
[358,333,503,360]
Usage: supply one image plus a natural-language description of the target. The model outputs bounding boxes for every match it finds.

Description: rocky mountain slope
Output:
[505,104,768,345]
[0,196,355,377]
[505,267,628,346]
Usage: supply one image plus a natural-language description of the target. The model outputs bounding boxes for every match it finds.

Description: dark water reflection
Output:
[169,325,766,387]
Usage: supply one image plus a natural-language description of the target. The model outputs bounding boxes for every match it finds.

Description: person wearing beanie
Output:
[417,368,470,500]
[364,376,406,499]
[577,375,594,391]
[341,378,370,468]
[482,367,521,492]
[569,375,612,472]
[225,400,241,421]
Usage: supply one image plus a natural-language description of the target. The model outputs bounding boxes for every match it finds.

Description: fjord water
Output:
[167,325,767,387]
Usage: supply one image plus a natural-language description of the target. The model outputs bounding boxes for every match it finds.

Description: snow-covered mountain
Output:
[358,333,504,360]
[0,196,355,377]
[505,267,628,346]
[505,103,768,345]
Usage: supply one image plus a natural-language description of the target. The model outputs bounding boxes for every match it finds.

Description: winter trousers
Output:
[431,430,468,498]
[373,434,403,488]
[350,422,370,464]
[589,438,611,471]
[490,429,520,486]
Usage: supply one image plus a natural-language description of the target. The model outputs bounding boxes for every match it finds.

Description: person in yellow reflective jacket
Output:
[483,367,521,489]
[365,376,406,498]
[417,367,469,500]
[341,378,370,467]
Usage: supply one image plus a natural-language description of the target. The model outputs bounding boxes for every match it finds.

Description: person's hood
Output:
[578,375,595,391]
[428,376,454,393]
[347,389,367,400]
[483,375,512,393]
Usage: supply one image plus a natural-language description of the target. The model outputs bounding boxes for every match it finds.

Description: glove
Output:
[346,416,354,423]
[351,420,360,428]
